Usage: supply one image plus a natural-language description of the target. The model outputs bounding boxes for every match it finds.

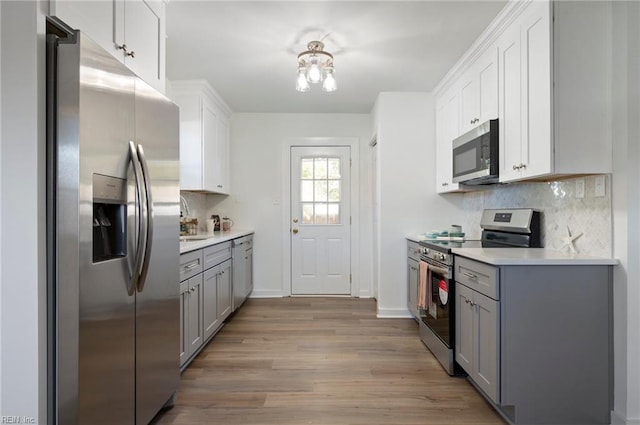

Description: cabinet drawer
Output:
[455,256,499,300]
[408,240,421,261]
[203,241,232,270]
[180,250,203,282]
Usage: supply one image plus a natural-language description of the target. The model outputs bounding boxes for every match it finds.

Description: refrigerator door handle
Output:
[136,143,154,292]
[129,140,148,295]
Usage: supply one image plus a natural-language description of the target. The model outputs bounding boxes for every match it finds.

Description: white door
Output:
[291,146,351,295]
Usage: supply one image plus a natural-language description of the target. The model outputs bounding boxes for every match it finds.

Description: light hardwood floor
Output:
[154,297,506,425]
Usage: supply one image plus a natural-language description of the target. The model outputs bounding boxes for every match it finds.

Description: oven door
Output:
[420,261,453,347]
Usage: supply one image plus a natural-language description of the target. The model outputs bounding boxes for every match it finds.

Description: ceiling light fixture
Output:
[296,40,336,92]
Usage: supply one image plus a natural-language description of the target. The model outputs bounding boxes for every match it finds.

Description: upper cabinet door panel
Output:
[123,0,164,92]
[520,1,552,178]
[497,24,522,183]
[202,100,219,192]
[460,72,479,134]
[478,47,498,123]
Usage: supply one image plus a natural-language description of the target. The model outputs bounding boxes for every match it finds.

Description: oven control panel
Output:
[420,247,449,264]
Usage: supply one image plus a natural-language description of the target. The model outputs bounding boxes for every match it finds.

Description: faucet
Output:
[180,195,191,217]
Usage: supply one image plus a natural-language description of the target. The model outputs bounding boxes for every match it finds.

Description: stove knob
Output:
[439,253,447,261]
[421,248,429,255]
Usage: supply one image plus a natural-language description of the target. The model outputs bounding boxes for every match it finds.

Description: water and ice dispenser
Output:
[92,174,127,263]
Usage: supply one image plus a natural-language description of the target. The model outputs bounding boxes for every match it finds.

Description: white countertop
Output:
[179,229,254,254]
[451,247,618,266]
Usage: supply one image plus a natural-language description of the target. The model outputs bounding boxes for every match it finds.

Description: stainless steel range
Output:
[418,208,540,375]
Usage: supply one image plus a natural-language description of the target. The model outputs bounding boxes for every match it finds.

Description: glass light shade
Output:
[306,58,322,83]
[296,70,309,92]
[322,71,337,92]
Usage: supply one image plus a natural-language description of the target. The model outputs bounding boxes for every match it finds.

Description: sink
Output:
[179,236,209,243]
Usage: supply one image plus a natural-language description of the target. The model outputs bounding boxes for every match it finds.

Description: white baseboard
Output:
[376,307,413,318]
[611,410,640,425]
[248,289,284,298]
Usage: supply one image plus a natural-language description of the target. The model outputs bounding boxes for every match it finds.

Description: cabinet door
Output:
[202,99,218,192]
[455,283,474,375]
[123,0,165,93]
[202,267,219,341]
[217,259,233,321]
[215,116,230,194]
[407,258,419,319]
[478,47,499,123]
[179,280,188,366]
[520,1,551,179]
[460,72,479,134]
[186,275,203,356]
[498,23,523,182]
[473,291,500,404]
[436,90,461,193]
[246,249,253,297]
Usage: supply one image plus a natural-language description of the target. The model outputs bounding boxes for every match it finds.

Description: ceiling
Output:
[166,1,506,114]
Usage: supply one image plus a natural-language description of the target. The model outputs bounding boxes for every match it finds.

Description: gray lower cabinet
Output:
[179,241,232,369]
[232,234,254,311]
[454,255,613,425]
[455,281,499,403]
[407,240,420,319]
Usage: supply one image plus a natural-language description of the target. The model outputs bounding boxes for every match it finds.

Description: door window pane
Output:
[328,181,340,202]
[315,203,328,224]
[328,158,341,179]
[301,181,313,202]
[301,159,313,179]
[314,158,327,179]
[328,204,340,224]
[302,203,314,224]
[314,181,328,202]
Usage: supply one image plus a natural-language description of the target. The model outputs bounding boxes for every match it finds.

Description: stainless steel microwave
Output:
[452,119,498,185]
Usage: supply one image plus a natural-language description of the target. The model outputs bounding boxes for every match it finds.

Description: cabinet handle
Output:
[190,287,196,293]
[520,163,526,169]
[117,43,128,52]
[513,164,519,171]
[464,298,470,304]
[462,271,477,280]
[470,119,474,125]
[469,301,476,307]
[217,184,223,188]
[126,50,135,58]
[441,182,448,186]
[184,263,199,271]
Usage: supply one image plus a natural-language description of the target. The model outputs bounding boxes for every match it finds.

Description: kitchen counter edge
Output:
[180,229,254,254]
[451,247,618,266]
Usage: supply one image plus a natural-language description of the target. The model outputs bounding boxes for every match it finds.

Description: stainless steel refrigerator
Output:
[47,27,180,425]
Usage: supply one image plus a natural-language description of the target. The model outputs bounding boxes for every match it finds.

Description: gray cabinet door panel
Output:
[187,275,203,355]
[473,291,500,404]
[455,282,474,374]
[407,258,419,319]
[203,266,219,341]
[217,259,233,321]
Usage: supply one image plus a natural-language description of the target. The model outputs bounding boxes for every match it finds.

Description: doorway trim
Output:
[281,137,360,297]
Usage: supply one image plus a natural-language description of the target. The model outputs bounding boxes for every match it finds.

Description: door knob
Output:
[293,218,298,223]
[292,228,299,234]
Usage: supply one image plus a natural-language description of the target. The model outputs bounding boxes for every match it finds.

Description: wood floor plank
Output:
[152,297,505,425]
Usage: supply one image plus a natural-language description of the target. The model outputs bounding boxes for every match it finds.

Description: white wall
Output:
[0,1,47,423]
[372,92,464,318]
[206,113,372,298]
[611,2,640,424]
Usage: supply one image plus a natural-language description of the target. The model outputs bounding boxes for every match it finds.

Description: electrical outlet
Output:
[575,179,585,199]
[595,175,606,197]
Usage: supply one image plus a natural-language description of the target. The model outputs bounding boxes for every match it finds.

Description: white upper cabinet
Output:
[435,0,612,186]
[49,0,166,94]
[435,88,462,193]
[171,80,232,194]
[498,0,612,182]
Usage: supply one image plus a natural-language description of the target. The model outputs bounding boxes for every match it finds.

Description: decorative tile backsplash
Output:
[459,175,612,257]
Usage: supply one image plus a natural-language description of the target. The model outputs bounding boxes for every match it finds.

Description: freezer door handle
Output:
[129,141,148,295]
[136,143,154,292]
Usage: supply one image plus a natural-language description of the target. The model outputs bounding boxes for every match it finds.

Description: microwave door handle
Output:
[136,143,153,293]
[128,141,146,296]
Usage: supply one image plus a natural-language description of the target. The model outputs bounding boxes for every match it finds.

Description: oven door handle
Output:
[424,262,450,277]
